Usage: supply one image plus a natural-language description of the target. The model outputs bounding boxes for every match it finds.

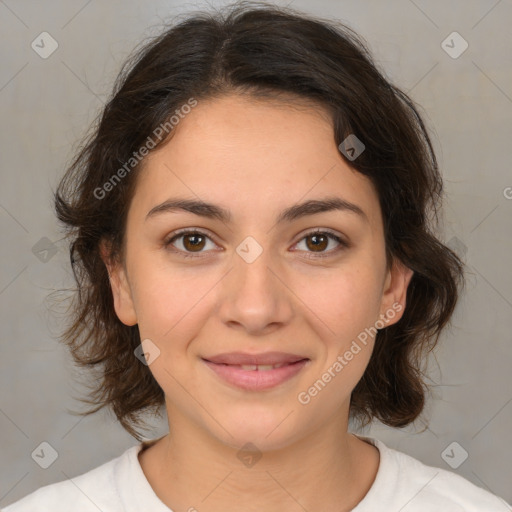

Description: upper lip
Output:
[203,352,308,366]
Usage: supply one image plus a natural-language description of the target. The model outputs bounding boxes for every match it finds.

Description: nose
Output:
[216,242,294,336]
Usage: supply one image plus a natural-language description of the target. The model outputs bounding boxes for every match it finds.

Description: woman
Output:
[4,1,510,510]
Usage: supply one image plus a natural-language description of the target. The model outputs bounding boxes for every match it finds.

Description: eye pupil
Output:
[306,234,328,252]
[183,234,205,251]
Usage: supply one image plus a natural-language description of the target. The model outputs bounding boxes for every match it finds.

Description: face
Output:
[103,93,413,451]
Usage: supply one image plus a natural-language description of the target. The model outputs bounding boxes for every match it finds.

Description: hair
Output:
[53,0,465,441]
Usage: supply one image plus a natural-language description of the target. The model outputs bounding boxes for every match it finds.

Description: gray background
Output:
[1,0,511,507]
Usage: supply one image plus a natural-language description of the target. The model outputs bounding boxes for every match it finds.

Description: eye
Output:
[293,229,349,258]
[164,228,349,260]
[164,229,218,258]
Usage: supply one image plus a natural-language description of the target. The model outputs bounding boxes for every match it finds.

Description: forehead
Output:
[130,94,382,229]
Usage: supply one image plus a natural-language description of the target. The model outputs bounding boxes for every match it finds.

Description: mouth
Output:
[202,352,310,391]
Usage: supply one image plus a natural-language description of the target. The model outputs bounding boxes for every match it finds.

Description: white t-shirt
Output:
[2,435,510,511]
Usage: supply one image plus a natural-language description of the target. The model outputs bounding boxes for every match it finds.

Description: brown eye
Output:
[305,233,329,252]
[294,230,348,258]
[164,230,217,258]
[182,233,206,252]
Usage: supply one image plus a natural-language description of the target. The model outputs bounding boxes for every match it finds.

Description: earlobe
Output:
[380,259,414,326]
[99,239,138,326]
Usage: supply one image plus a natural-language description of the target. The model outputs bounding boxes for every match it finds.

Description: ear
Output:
[99,238,137,326]
[379,258,414,326]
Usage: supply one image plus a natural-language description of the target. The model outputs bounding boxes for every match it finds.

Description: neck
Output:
[138,408,380,512]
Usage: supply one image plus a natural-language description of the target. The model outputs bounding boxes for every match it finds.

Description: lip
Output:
[203,351,307,366]
[202,352,310,391]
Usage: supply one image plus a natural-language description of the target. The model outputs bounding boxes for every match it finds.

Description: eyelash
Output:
[163,228,349,260]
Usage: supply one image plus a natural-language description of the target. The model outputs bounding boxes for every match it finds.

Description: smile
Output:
[202,358,310,391]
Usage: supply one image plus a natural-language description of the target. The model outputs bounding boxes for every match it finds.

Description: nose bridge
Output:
[217,234,293,332]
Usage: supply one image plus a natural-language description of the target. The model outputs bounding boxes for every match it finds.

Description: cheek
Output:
[296,268,382,407]
[129,271,213,395]
[299,262,383,339]
[130,261,217,346]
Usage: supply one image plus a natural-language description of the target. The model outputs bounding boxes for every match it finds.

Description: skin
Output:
[101,93,414,512]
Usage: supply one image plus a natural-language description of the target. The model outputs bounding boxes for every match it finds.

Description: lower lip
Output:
[203,359,309,391]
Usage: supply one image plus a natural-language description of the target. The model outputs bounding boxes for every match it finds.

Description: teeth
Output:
[240,365,258,371]
[239,363,288,371]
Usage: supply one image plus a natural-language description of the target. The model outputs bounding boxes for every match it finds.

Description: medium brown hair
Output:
[53,0,465,441]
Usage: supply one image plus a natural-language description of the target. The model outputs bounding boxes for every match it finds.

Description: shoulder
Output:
[389,444,508,510]
[2,444,140,512]
[356,435,511,512]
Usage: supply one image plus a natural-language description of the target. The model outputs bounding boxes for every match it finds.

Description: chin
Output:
[206,405,304,452]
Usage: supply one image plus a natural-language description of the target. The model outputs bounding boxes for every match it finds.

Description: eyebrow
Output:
[145,196,368,224]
